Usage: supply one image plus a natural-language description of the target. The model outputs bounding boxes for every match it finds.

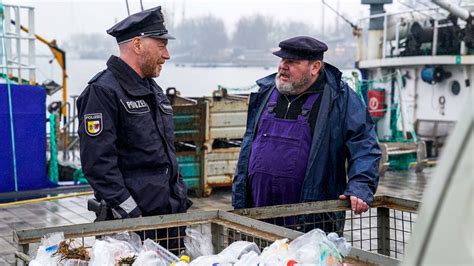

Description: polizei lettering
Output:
[126,100,147,109]
[120,99,150,114]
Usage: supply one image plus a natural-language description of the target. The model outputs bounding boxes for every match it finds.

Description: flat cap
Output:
[273,36,328,60]
[107,6,174,43]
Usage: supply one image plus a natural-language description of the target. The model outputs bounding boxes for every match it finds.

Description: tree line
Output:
[62,14,355,67]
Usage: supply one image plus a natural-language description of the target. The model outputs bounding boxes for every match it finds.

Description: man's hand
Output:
[339,195,369,215]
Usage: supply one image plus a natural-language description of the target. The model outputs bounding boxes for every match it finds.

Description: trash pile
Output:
[29,228,351,266]
[29,232,178,266]
[184,227,351,266]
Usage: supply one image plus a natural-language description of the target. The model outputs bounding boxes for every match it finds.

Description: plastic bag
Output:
[132,238,178,266]
[234,250,261,266]
[288,229,349,265]
[29,232,64,266]
[133,250,166,266]
[189,255,234,266]
[110,231,142,252]
[288,228,326,252]
[327,232,351,257]
[60,259,89,266]
[184,224,214,259]
[218,241,260,260]
[288,229,327,264]
[89,235,138,266]
[259,238,291,265]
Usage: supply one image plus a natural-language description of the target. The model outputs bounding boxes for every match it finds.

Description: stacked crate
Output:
[170,89,248,197]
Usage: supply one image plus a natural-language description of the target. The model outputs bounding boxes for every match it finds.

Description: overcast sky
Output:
[6,0,474,43]
[7,0,377,42]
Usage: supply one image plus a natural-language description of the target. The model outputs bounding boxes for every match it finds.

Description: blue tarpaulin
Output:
[0,84,51,192]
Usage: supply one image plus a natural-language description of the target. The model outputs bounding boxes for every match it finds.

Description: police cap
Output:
[107,6,175,43]
[273,36,328,60]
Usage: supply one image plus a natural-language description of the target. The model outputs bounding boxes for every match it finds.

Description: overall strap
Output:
[300,92,322,117]
[266,89,280,113]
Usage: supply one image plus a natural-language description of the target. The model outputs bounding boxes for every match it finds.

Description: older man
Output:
[232,36,381,233]
[77,6,190,222]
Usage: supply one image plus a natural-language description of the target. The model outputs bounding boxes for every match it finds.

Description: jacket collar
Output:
[322,63,345,100]
[106,55,155,97]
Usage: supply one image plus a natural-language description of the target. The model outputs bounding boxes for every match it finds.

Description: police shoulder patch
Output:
[84,113,103,137]
[159,101,173,115]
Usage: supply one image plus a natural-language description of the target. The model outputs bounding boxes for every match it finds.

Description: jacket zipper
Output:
[283,93,307,119]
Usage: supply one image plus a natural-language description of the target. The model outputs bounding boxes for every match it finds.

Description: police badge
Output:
[84,113,103,137]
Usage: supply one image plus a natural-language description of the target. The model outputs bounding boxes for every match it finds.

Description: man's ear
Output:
[131,37,142,54]
[311,60,321,76]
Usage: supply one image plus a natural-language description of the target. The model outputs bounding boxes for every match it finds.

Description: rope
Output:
[49,113,59,184]
[0,191,94,207]
[73,168,88,185]
[1,3,19,192]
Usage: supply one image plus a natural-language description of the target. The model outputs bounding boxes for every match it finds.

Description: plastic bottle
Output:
[171,255,190,266]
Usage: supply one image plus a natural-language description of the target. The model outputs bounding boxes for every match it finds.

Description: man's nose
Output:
[162,47,171,60]
[279,60,289,70]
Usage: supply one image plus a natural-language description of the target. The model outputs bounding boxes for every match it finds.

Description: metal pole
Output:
[395,21,400,56]
[4,6,12,77]
[336,0,340,33]
[377,207,391,256]
[321,0,325,37]
[71,95,79,160]
[432,0,470,20]
[432,20,439,56]
[28,7,35,84]
[14,6,21,82]
[382,13,387,59]
[125,0,130,15]
[397,69,408,140]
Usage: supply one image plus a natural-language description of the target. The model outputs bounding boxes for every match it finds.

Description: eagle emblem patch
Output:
[84,113,103,137]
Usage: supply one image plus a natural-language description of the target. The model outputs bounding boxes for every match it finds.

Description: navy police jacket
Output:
[77,56,189,219]
[232,63,381,210]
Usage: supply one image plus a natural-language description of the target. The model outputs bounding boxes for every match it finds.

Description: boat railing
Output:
[59,96,80,161]
[356,3,473,61]
[0,4,36,84]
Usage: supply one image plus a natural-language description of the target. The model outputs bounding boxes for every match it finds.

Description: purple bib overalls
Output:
[248,89,321,208]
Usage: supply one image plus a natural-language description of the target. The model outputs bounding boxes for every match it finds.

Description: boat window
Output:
[450,81,461,96]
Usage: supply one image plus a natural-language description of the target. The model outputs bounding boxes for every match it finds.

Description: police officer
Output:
[233,36,381,234]
[77,6,190,222]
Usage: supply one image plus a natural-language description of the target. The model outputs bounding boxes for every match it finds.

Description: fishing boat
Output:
[354,0,473,171]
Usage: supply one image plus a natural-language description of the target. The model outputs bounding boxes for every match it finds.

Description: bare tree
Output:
[172,15,229,62]
[232,14,275,50]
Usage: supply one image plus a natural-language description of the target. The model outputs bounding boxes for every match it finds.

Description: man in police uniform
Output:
[233,36,380,233]
[77,6,190,222]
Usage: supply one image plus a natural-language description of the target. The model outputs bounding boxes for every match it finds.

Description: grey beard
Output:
[275,73,311,95]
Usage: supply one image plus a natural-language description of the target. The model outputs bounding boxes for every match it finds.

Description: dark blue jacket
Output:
[77,56,189,219]
[232,63,381,209]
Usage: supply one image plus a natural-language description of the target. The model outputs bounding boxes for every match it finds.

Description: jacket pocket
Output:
[123,168,170,215]
[250,134,300,177]
[170,176,193,213]
[122,112,160,145]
